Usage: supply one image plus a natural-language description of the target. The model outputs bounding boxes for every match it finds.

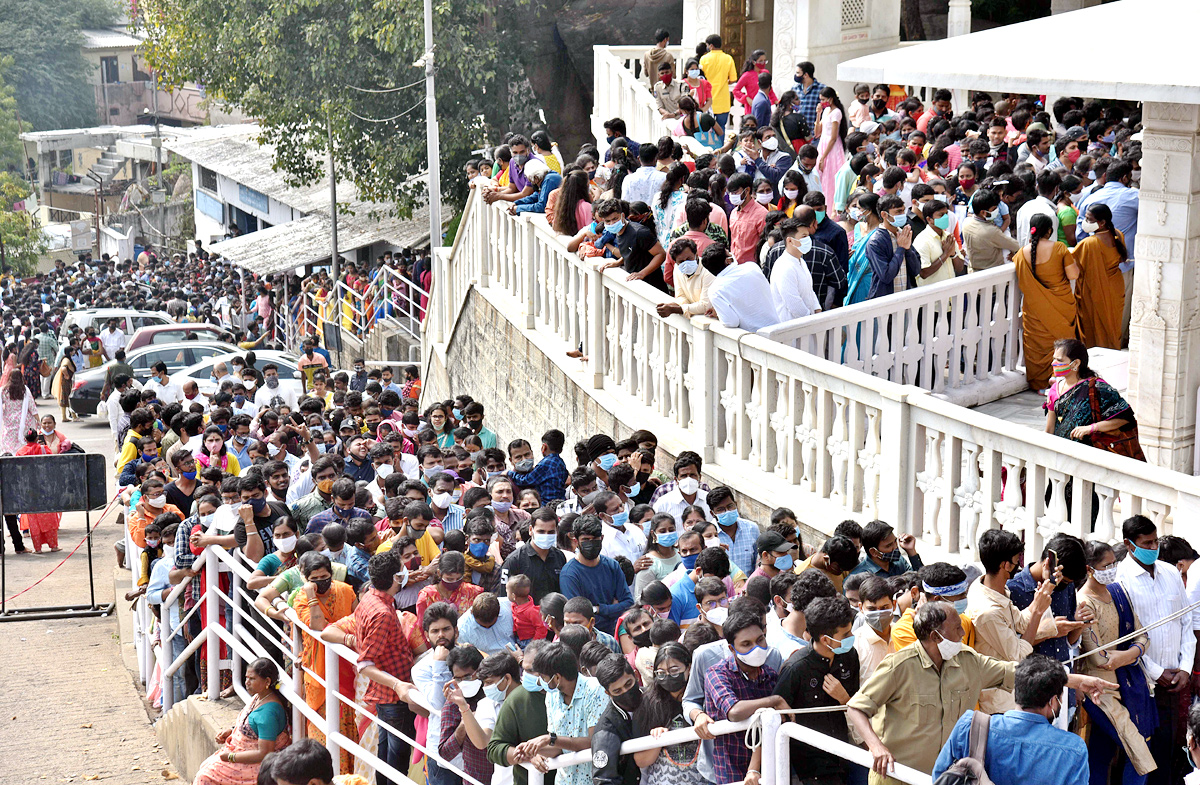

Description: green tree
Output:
[0,57,23,173]
[137,0,508,217]
[0,172,47,275]
[0,0,119,130]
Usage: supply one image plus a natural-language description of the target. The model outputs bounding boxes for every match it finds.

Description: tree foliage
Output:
[0,57,24,174]
[0,0,118,131]
[137,0,507,217]
[0,172,46,275]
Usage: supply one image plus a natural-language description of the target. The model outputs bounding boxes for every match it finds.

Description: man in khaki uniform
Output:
[966,528,1060,713]
[848,601,1115,785]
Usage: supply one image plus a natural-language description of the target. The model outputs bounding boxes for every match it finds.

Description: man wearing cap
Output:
[749,531,795,580]
[1046,126,1087,173]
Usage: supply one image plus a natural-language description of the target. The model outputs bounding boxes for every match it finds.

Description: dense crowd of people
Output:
[104,337,1199,785]
[469,32,1144,399]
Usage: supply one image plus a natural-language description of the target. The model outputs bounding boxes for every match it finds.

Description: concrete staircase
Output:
[88,145,125,184]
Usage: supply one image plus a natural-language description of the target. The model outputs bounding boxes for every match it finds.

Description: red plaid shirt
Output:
[438,701,494,782]
[355,588,415,710]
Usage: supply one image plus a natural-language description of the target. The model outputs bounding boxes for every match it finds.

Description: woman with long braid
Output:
[1014,212,1079,391]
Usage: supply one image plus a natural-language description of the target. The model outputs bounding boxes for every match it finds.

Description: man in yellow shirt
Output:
[890,562,976,650]
[699,33,738,130]
[794,534,857,593]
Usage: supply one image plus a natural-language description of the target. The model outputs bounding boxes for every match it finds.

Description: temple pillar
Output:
[1125,101,1200,473]
[682,0,720,53]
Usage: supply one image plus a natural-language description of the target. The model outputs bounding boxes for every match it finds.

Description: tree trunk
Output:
[901,0,926,40]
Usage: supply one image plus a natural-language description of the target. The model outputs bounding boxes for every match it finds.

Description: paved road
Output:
[0,407,177,783]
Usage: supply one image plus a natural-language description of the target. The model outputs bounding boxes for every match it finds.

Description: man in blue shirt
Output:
[508,429,569,503]
[933,654,1088,785]
[793,61,826,133]
[559,515,632,635]
[751,72,773,129]
[865,194,921,299]
[848,520,923,578]
[1006,533,1090,663]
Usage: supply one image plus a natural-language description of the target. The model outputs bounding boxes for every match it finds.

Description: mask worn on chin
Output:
[493,500,513,513]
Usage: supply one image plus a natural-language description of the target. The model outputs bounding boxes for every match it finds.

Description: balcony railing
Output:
[426,188,1200,561]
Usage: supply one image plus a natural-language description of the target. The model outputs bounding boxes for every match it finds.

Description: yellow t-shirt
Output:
[891,607,976,650]
[377,529,440,566]
[699,50,738,114]
[794,555,846,594]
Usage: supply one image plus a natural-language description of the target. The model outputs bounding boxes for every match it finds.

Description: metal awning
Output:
[838,0,1200,105]
[207,204,440,277]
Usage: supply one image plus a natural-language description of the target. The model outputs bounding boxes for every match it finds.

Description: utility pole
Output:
[327,111,340,283]
[423,0,442,249]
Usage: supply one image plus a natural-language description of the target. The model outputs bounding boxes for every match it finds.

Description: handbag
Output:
[38,359,51,378]
[1086,378,1146,461]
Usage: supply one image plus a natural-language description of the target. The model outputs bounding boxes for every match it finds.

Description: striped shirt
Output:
[1117,556,1195,681]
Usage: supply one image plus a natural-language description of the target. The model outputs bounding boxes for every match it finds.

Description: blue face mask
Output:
[611,510,629,528]
[890,213,908,229]
[953,598,969,614]
[484,681,507,704]
[1131,544,1159,566]
[681,552,699,571]
[827,634,856,655]
[626,482,641,498]
[597,453,618,471]
[453,408,463,420]
[774,552,794,571]
[716,509,739,528]
[469,541,489,558]
[607,219,626,235]
[521,672,543,693]
[656,531,680,548]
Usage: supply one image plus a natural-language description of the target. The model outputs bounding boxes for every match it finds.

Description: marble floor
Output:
[971,347,1129,430]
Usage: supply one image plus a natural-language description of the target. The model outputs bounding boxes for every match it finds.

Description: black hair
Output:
[533,640,579,681]
[789,568,836,613]
[1122,514,1158,545]
[1014,653,1069,710]
[722,610,765,646]
[978,528,1024,574]
[804,595,856,640]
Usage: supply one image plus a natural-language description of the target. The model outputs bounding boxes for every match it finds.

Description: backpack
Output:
[932,711,994,785]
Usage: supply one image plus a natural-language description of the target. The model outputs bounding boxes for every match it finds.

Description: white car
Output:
[170,350,308,399]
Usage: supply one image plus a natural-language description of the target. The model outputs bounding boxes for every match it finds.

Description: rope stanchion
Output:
[3,490,124,604]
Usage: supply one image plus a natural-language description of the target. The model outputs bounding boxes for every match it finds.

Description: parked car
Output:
[60,308,174,341]
[170,350,310,398]
[127,323,231,351]
[70,340,237,416]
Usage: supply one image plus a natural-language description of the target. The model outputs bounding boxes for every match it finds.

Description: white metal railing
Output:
[428,188,1200,561]
[146,539,898,785]
[758,265,1028,406]
[592,45,710,155]
[274,267,430,355]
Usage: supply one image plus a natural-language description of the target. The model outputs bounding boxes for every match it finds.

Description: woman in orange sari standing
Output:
[293,553,358,773]
[16,428,62,552]
[1071,203,1127,350]
[1015,212,1079,391]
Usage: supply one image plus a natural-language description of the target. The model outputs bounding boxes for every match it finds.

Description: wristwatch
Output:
[548,732,558,747]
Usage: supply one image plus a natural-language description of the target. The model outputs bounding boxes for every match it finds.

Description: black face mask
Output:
[655,671,688,693]
[468,419,483,433]
[612,685,642,713]
[578,539,603,560]
[313,577,333,594]
[632,630,652,648]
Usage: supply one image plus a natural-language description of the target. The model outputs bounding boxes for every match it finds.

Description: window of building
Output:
[198,166,218,193]
[841,0,868,28]
[100,56,120,84]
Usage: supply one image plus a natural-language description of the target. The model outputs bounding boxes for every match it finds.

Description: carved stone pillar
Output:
[946,0,972,37]
[1125,102,1200,473]
[682,0,720,53]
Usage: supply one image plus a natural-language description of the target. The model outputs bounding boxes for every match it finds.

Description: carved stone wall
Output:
[1126,101,1200,473]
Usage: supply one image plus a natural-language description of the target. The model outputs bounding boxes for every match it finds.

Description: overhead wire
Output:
[345,95,427,124]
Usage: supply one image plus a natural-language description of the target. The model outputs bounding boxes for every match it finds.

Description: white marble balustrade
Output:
[424,189,1200,560]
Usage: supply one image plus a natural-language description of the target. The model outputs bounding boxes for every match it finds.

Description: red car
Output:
[126,323,231,351]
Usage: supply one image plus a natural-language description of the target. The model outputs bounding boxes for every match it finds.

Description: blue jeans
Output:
[426,755,462,785]
[169,626,188,704]
[376,701,413,785]
[714,112,729,130]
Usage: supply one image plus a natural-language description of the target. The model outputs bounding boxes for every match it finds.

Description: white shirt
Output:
[99,328,127,359]
[765,612,808,660]
[770,251,821,321]
[411,653,458,769]
[600,522,647,563]
[1117,556,1195,681]
[1014,194,1059,245]
[232,401,260,418]
[708,263,780,332]
[620,167,667,206]
[789,162,823,195]
[144,378,183,405]
[652,487,710,527]
[255,382,299,410]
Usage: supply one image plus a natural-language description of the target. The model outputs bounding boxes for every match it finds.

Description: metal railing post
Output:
[205,549,220,700]
[292,624,305,737]
[325,641,341,767]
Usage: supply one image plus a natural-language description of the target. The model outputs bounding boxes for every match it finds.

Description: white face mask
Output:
[754,192,773,205]
[728,193,744,206]
[677,477,700,495]
[458,679,482,698]
[936,631,963,661]
[1092,564,1118,585]
[783,188,799,200]
[1079,219,1099,234]
[735,645,769,667]
[704,536,721,549]
[761,137,779,151]
[376,463,394,479]
[146,495,167,509]
[677,258,699,277]
[705,606,729,627]
[431,491,453,508]
[273,535,297,553]
[796,236,813,255]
